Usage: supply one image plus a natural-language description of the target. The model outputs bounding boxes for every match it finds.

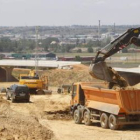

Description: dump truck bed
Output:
[81,83,140,115]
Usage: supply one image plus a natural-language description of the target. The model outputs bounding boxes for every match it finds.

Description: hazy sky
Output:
[0,0,140,26]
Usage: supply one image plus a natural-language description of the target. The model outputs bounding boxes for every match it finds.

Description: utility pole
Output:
[35,26,39,74]
[114,23,116,34]
[98,20,100,38]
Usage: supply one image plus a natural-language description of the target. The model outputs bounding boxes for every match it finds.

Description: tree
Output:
[122,48,128,53]
[77,49,82,53]
[88,47,93,53]
[76,38,79,45]
[40,37,59,51]
[75,55,81,61]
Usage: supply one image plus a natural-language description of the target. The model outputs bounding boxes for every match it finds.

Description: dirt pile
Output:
[42,64,101,87]
[42,94,72,121]
[44,109,72,121]
[0,96,55,140]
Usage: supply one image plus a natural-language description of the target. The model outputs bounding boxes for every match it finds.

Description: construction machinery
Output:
[19,27,52,94]
[71,27,140,130]
[70,82,140,130]
[19,70,49,94]
[89,27,140,88]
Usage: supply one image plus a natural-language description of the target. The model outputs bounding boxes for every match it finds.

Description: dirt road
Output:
[1,93,140,140]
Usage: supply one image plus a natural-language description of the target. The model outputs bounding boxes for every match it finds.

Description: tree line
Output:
[0,37,112,53]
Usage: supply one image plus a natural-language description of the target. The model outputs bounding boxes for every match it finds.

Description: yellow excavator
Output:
[19,26,52,94]
[19,69,49,94]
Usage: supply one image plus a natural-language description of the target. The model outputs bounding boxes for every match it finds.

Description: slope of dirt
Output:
[42,64,102,87]
[3,64,140,140]
[0,96,55,140]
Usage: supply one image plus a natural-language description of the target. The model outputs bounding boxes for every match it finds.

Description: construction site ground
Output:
[1,64,140,140]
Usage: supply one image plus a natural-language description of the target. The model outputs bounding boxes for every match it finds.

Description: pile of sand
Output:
[41,94,72,121]
[42,65,100,87]
[0,97,55,140]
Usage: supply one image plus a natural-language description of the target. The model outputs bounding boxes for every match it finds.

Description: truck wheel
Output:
[109,114,119,130]
[11,96,15,103]
[26,98,30,103]
[84,111,92,126]
[37,90,45,95]
[118,125,124,130]
[6,93,10,100]
[74,109,82,124]
[100,113,109,129]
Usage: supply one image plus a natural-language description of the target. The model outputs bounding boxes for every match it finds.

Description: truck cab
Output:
[71,82,85,106]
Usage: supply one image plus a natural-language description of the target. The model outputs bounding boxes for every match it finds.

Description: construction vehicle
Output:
[71,27,140,130]
[19,27,52,94]
[70,82,140,130]
[89,27,140,88]
[19,70,49,94]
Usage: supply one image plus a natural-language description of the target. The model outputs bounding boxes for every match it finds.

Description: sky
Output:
[0,0,140,26]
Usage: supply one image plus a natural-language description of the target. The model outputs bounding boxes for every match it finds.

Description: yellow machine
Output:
[19,70,48,94]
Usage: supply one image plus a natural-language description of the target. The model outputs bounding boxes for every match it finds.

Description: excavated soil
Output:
[41,94,72,120]
[0,96,55,140]
[41,64,102,87]
[0,88,140,140]
[1,64,140,140]
[0,92,72,140]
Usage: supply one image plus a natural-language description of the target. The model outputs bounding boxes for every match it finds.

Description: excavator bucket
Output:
[89,61,140,87]
[89,61,113,82]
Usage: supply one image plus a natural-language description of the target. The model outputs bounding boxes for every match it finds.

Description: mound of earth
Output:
[40,94,72,121]
[42,64,102,87]
[0,97,55,140]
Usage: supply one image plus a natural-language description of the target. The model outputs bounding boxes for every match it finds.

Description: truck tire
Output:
[11,96,15,103]
[100,113,109,129]
[84,111,92,126]
[74,109,82,124]
[26,98,30,103]
[118,125,124,130]
[37,90,45,95]
[6,93,10,100]
[109,114,119,130]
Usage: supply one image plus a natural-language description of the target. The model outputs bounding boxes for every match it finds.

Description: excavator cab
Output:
[90,28,140,87]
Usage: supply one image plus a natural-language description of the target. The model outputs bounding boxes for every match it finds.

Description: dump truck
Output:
[70,82,140,130]
[71,27,140,130]
[19,70,49,94]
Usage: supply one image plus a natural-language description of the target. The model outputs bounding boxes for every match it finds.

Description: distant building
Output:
[46,53,56,60]
[11,53,31,59]
[58,56,94,61]
[50,41,57,45]
[70,47,87,53]
[10,52,57,60]
[31,52,57,60]
[34,47,44,52]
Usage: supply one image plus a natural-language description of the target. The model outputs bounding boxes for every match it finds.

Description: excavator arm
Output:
[89,27,140,87]
[94,28,140,63]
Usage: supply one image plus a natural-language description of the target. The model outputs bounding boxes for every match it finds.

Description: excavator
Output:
[89,27,140,88]
[19,69,49,94]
